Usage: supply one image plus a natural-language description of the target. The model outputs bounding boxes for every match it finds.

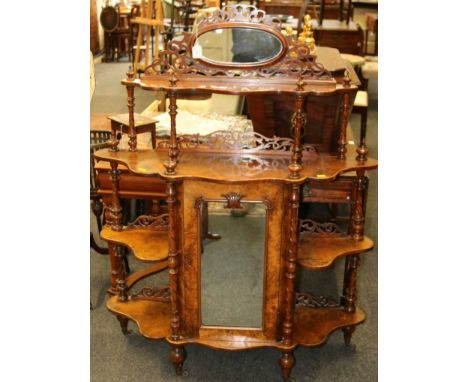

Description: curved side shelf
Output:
[298,235,374,270]
[293,306,366,347]
[101,226,168,262]
[107,296,170,340]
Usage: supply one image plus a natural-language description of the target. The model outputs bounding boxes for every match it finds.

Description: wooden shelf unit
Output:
[94,4,377,380]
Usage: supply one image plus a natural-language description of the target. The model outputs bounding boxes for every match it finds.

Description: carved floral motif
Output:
[221,192,246,209]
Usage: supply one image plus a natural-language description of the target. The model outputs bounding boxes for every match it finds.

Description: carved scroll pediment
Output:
[143,4,332,81]
[196,4,281,29]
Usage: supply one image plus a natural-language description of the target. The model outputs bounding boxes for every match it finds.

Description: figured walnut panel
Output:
[107,296,170,340]
[101,226,168,262]
[293,306,365,347]
[297,235,373,270]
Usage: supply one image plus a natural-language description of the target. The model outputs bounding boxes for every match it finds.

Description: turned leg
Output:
[342,325,356,348]
[116,314,130,335]
[341,254,360,346]
[170,345,186,376]
[279,351,296,381]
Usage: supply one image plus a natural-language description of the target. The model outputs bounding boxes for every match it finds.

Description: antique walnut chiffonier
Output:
[94,4,377,380]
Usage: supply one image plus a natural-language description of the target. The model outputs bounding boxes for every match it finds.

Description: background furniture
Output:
[364,12,377,55]
[312,19,364,55]
[108,113,158,150]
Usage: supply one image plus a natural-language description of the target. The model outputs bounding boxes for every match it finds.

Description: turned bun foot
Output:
[170,345,187,376]
[342,325,356,348]
[279,351,295,381]
[117,315,131,335]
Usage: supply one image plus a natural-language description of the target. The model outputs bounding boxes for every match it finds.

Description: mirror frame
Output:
[195,194,273,330]
[189,22,289,69]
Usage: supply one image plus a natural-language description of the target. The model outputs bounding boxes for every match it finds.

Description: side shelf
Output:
[298,234,374,270]
[107,296,171,340]
[101,225,168,262]
[293,306,366,347]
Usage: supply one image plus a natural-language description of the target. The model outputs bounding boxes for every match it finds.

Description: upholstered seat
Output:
[354,90,368,108]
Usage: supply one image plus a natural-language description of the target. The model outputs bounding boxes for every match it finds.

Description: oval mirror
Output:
[194,27,284,66]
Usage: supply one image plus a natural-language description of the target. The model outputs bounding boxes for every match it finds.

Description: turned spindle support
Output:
[164,71,179,174]
[356,110,369,161]
[108,162,128,301]
[126,67,137,151]
[278,183,300,379]
[167,181,181,339]
[340,253,360,346]
[109,162,122,232]
[338,71,352,160]
[288,90,306,179]
[351,169,366,241]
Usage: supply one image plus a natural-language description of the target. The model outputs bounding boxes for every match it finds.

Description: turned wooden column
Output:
[279,182,300,380]
[164,71,179,175]
[288,90,306,179]
[126,68,137,151]
[338,72,352,159]
[341,168,366,345]
[356,115,369,162]
[167,180,186,374]
[108,161,128,303]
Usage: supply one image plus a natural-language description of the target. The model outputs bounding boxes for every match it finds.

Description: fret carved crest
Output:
[130,286,171,302]
[127,213,169,230]
[197,4,281,28]
[296,292,340,308]
[157,130,317,155]
[299,219,345,236]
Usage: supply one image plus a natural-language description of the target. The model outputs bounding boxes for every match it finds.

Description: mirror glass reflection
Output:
[195,28,283,65]
[200,202,266,328]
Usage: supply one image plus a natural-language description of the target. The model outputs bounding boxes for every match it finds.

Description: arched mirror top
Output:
[140,4,336,92]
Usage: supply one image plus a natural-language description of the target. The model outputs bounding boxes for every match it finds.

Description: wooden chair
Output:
[90,130,112,254]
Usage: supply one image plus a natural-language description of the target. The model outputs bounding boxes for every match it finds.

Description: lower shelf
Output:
[298,235,374,270]
[169,328,289,351]
[107,296,170,340]
[106,299,365,349]
[101,226,168,262]
[293,306,366,347]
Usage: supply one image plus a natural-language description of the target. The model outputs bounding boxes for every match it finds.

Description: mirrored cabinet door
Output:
[199,201,267,328]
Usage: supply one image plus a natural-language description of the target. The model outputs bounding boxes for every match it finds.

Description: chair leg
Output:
[91,198,104,233]
[90,232,108,255]
[360,108,368,149]
[151,127,156,149]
